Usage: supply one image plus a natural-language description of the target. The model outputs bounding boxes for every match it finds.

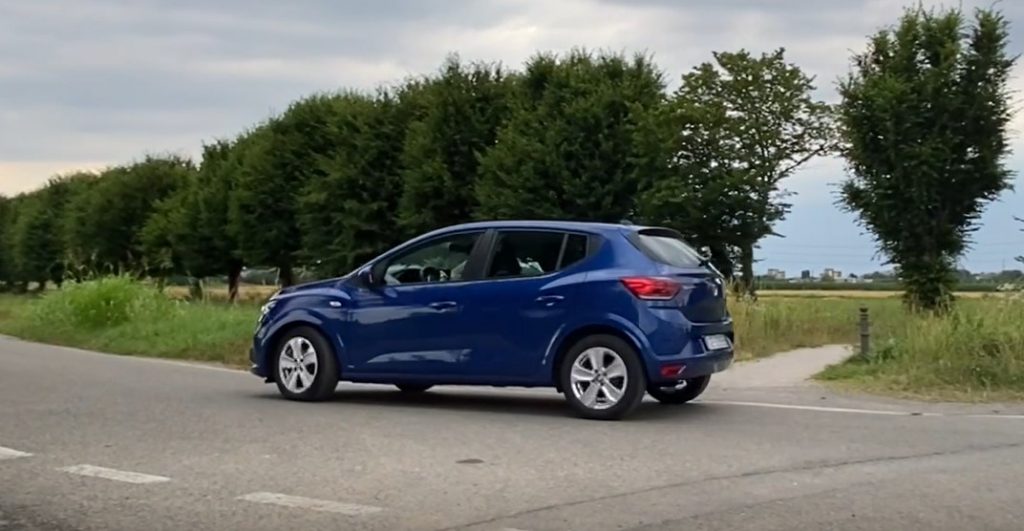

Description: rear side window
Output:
[486,231,589,279]
[632,229,705,268]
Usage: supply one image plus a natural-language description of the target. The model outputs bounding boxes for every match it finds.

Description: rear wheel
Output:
[559,335,646,420]
[647,375,710,405]
[273,326,339,402]
[395,383,433,393]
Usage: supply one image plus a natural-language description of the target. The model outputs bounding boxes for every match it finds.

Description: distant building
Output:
[800,270,812,280]
[822,268,842,280]
[765,268,786,280]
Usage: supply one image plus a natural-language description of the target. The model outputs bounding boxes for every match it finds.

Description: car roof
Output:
[432,220,650,235]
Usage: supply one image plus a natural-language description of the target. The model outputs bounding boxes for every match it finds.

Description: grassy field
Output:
[1,278,1021,401]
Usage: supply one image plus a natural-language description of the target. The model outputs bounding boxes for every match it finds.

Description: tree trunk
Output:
[227,260,243,303]
[278,263,295,287]
[740,242,756,298]
[155,276,166,293]
[188,277,203,301]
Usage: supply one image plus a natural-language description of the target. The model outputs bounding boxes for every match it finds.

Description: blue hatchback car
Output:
[250,221,734,420]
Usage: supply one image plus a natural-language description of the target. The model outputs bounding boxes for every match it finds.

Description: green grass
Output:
[0,277,257,367]
[1,278,1021,401]
[817,296,1024,401]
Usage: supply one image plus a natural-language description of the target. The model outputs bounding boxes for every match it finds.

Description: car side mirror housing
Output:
[357,267,379,287]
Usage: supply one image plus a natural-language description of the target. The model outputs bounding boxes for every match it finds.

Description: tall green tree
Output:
[838,7,1016,311]
[65,156,191,275]
[0,195,14,290]
[298,88,422,276]
[639,49,834,292]
[8,174,93,288]
[475,49,665,221]
[142,139,245,299]
[231,95,348,286]
[398,56,513,235]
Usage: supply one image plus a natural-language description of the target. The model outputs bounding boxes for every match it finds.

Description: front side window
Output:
[384,231,482,285]
[486,231,581,279]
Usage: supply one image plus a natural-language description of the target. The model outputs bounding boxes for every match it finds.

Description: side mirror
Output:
[357,267,378,287]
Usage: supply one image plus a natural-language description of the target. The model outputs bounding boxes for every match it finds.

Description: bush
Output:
[29,275,178,329]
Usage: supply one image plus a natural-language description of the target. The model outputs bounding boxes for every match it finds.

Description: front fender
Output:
[254,304,347,372]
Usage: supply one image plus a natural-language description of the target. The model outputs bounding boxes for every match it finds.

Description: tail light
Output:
[621,277,682,300]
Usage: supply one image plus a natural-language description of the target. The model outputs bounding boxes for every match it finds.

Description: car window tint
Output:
[634,231,704,268]
[559,234,588,269]
[384,232,482,285]
[486,231,566,279]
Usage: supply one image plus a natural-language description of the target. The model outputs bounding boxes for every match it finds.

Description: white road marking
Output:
[0,446,32,460]
[58,464,170,484]
[237,492,383,516]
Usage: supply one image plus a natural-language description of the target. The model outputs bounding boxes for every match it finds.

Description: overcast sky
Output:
[0,0,1021,274]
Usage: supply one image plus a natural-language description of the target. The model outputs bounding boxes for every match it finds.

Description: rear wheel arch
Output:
[551,324,648,390]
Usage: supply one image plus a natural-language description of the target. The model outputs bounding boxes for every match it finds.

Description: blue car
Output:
[250,221,734,420]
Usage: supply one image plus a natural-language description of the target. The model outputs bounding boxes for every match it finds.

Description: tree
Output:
[8,175,90,289]
[142,139,245,300]
[231,95,349,286]
[639,49,834,290]
[475,49,666,221]
[65,156,191,275]
[298,89,421,276]
[838,7,1016,311]
[398,56,513,236]
[1016,217,1023,268]
[0,195,13,290]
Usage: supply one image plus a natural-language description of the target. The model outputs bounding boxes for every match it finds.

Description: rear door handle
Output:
[428,301,458,311]
[534,295,565,306]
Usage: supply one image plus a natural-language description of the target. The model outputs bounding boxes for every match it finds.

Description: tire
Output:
[559,334,646,420]
[273,326,339,402]
[647,375,711,405]
[395,383,433,393]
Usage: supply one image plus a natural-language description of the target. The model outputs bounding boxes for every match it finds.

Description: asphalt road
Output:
[1,336,1023,531]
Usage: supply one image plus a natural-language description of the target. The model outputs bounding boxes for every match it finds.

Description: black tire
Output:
[272,326,339,402]
[558,334,647,420]
[647,375,711,405]
[395,383,433,393]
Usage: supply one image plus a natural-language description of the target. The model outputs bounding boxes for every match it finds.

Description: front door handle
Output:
[534,295,565,306]
[428,301,458,311]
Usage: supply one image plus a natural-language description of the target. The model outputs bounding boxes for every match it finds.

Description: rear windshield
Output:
[632,229,705,268]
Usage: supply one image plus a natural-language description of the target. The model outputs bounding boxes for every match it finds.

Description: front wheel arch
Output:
[265,320,338,383]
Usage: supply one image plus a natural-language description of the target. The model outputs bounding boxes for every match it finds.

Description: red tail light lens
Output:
[621,277,682,300]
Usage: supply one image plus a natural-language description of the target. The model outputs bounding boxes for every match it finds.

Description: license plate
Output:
[703,334,731,351]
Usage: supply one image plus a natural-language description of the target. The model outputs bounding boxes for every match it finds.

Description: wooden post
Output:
[859,307,871,357]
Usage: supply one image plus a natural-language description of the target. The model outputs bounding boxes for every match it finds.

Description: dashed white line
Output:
[58,464,170,484]
[237,492,383,516]
[0,446,32,460]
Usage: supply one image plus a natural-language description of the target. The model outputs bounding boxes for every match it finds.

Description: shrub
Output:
[29,275,179,329]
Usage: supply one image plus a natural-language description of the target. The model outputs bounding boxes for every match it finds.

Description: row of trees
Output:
[0,6,1015,310]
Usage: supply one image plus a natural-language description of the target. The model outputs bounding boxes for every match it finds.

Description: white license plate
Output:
[703,334,731,351]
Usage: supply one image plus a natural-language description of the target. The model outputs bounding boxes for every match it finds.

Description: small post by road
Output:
[859,306,870,358]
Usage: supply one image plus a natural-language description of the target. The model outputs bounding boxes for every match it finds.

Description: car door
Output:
[343,230,487,379]
[460,230,591,381]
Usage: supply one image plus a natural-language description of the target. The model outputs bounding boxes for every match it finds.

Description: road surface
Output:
[1,337,1022,530]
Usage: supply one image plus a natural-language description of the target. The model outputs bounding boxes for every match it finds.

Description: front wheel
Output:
[273,326,339,402]
[647,375,711,405]
[559,335,646,420]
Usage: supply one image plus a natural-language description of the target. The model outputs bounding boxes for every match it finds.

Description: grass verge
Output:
[2,278,1021,401]
[817,296,1024,401]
